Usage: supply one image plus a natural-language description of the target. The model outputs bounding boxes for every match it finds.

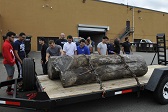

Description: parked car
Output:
[140,39,153,47]
[140,39,153,43]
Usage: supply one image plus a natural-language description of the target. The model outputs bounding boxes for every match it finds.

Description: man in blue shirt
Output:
[77,39,90,55]
[13,32,26,78]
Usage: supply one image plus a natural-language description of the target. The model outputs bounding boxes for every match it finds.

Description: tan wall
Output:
[0,0,168,52]
[133,8,168,41]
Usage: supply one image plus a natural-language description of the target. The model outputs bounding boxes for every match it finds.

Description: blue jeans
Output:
[125,52,130,54]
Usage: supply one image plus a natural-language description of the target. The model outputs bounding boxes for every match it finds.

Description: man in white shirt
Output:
[63,35,77,56]
[97,36,109,55]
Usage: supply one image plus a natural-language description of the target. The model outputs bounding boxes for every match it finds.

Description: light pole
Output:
[132,6,134,42]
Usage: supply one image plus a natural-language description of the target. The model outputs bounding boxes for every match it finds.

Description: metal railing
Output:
[119,27,134,39]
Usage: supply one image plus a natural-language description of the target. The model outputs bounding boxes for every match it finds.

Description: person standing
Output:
[13,32,26,78]
[107,39,115,55]
[55,33,67,49]
[63,35,77,56]
[2,31,16,95]
[87,37,95,47]
[86,39,93,53]
[87,36,95,53]
[39,37,48,74]
[113,38,121,54]
[77,39,90,55]
[46,40,63,63]
[97,36,109,55]
[122,37,132,54]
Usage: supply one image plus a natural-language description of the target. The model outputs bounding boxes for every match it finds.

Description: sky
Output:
[100,0,168,13]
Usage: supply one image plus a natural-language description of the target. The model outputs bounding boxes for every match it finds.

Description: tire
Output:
[22,58,35,91]
[154,76,168,105]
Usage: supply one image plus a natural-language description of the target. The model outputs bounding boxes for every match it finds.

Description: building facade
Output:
[0,0,168,52]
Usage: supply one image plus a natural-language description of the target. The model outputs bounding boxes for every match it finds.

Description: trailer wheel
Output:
[154,76,168,104]
[22,58,35,91]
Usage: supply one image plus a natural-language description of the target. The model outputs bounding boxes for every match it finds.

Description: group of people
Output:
[39,33,95,74]
[39,33,132,75]
[2,31,27,95]
[2,31,132,95]
[97,36,132,55]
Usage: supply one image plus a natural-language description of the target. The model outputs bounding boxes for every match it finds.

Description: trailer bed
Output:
[38,65,165,99]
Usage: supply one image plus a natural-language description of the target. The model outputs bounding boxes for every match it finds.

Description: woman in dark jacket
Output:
[113,38,121,54]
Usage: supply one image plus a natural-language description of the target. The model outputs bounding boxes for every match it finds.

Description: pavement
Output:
[0,51,168,112]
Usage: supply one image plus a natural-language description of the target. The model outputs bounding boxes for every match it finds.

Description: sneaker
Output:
[6,90,13,95]
[17,82,23,91]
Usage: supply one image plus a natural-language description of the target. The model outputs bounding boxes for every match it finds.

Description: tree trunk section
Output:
[48,56,60,79]
[52,54,148,87]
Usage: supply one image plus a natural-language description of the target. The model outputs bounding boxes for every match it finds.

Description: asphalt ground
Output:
[0,51,168,112]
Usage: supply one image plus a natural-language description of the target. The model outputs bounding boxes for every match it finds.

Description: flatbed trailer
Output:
[0,58,168,111]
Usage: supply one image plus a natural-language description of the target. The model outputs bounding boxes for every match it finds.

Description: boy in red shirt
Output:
[2,31,16,95]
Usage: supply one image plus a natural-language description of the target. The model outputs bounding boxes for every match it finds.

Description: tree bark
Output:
[52,54,148,87]
[48,56,60,79]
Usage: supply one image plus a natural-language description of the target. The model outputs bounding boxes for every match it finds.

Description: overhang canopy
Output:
[78,24,109,32]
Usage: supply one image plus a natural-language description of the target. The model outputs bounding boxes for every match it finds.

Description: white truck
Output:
[140,39,153,44]
[139,39,153,47]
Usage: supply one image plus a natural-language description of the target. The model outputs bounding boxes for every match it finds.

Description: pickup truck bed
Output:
[38,65,165,99]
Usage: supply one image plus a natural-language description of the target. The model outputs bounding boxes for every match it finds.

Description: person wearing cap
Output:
[39,37,48,74]
[63,35,77,56]
[97,36,109,55]
[13,32,26,78]
[2,31,16,95]
[77,39,90,55]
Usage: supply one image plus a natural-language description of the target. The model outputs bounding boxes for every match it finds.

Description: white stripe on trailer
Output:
[115,89,133,95]
[115,91,122,95]
[0,100,5,104]
[0,100,20,106]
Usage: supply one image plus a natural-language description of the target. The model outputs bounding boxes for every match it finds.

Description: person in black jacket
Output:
[39,37,48,74]
[122,37,132,54]
[107,38,115,55]
[114,38,121,54]
[55,33,67,49]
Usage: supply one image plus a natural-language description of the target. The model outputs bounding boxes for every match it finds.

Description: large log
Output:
[52,54,148,87]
